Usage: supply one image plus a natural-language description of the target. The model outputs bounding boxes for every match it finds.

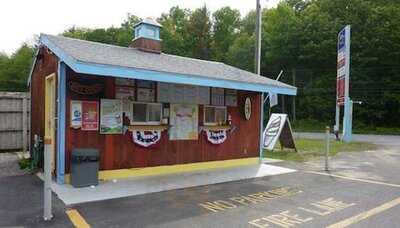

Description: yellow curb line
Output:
[327,196,400,228]
[65,157,260,184]
[66,209,90,228]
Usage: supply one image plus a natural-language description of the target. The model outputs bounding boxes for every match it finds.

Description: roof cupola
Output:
[129,17,162,53]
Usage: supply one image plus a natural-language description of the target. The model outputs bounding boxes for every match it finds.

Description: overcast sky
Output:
[0,0,280,55]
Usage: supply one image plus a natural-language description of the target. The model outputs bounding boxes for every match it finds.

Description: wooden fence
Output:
[0,92,30,151]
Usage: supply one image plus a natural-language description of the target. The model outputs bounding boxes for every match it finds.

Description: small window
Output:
[131,102,162,125]
[204,106,227,126]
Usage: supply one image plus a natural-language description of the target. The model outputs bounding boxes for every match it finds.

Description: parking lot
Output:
[1,134,400,228]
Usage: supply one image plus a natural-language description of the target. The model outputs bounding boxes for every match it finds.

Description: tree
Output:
[226,33,255,72]
[0,44,35,91]
[211,7,241,62]
[186,5,212,60]
[262,4,300,74]
[159,6,191,56]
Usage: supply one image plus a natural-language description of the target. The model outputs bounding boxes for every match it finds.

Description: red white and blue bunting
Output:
[132,130,162,147]
[205,129,227,145]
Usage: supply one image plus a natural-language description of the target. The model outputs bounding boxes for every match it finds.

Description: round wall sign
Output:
[244,97,251,120]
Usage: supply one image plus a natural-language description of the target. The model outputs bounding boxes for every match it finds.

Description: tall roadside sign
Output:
[335,25,352,142]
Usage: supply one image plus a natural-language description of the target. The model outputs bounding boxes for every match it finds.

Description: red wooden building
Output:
[28,18,296,184]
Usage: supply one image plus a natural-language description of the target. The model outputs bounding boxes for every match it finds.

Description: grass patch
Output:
[292,119,400,135]
[18,157,31,170]
[264,138,377,162]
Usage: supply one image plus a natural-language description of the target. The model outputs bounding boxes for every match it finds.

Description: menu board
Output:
[115,86,135,100]
[170,84,185,104]
[157,82,210,105]
[197,86,210,105]
[115,78,135,86]
[100,99,123,134]
[211,88,225,106]
[157,82,171,103]
[184,85,197,104]
[122,100,131,119]
[169,104,198,140]
[137,80,155,88]
[225,89,237,107]
[81,101,99,131]
[137,88,155,102]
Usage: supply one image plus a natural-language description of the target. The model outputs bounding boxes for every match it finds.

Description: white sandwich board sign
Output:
[263,113,297,151]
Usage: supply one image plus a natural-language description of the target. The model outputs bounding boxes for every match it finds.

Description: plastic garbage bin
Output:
[71,148,99,188]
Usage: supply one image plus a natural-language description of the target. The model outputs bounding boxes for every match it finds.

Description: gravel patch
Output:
[0,152,28,178]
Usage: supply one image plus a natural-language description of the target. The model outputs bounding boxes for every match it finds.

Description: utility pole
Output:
[255,0,263,164]
[255,0,262,75]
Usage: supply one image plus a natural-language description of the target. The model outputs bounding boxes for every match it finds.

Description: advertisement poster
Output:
[81,101,99,131]
[169,104,198,140]
[70,100,82,129]
[100,99,123,134]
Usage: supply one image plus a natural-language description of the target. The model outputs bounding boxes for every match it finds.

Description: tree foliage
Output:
[1,0,399,128]
[0,44,34,91]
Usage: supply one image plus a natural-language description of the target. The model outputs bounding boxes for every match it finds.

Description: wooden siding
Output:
[30,47,58,151]
[129,37,161,53]
[65,69,261,172]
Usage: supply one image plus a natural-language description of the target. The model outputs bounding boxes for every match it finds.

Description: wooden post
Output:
[22,96,28,154]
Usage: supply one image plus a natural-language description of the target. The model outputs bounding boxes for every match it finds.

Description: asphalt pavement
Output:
[1,133,400,227]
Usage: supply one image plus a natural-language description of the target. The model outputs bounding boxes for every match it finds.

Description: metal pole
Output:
[292,69,296,123]
[325,126,330,171]
[43,137,53,221]
[256,0,263,164]
[255,0,262,75]
[334,103,340,141]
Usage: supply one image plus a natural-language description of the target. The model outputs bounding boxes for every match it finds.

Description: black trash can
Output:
[71,148,99,188]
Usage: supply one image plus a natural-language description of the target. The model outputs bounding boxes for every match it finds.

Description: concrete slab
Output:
[262,158,284,163]
[42,163,296,205]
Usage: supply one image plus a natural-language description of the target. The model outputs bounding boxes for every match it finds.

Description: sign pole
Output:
[336,25,352,142]
[342,25,352,142]
[255,0,263,164]
[43,138,53,221]
[334,103,340,140]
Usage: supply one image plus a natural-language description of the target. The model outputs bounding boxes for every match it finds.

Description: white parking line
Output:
[305,171,400,188]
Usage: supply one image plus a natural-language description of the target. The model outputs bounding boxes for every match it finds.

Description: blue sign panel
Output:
[338,28,346,51]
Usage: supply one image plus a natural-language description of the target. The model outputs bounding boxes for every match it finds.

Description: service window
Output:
[131,102,162,125]
[204,106,227,126]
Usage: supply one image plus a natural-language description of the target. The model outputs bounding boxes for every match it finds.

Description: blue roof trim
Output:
[40,35,297,95]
